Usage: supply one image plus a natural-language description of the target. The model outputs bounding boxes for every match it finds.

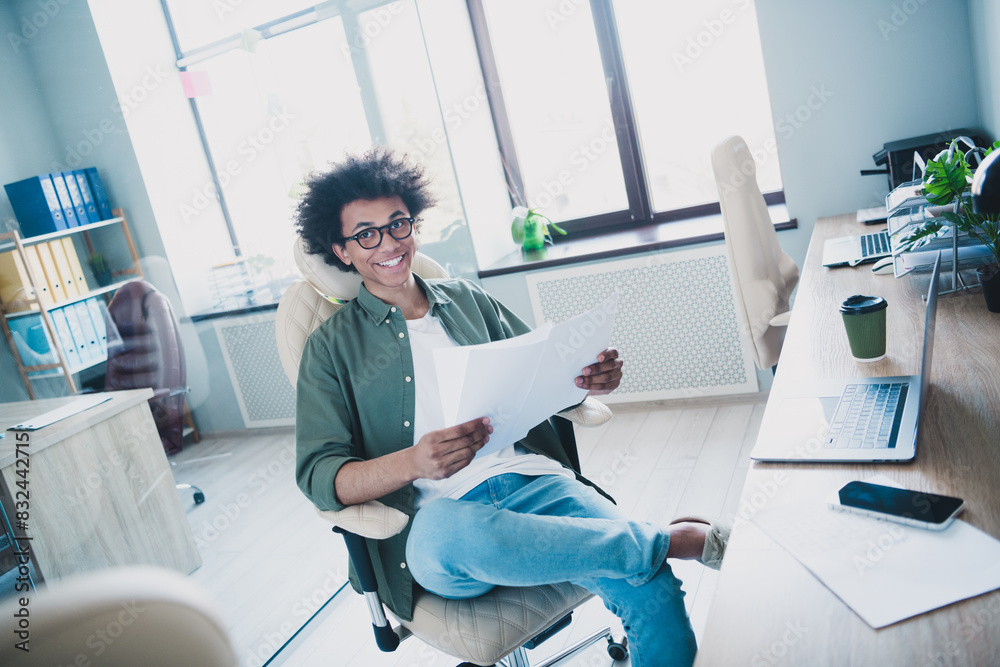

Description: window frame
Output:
[466,0,785,240]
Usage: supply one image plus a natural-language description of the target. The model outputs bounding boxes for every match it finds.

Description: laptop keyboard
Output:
[860,231,890,258]
[824,383,908,449]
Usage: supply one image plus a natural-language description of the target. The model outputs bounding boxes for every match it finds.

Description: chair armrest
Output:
[557,396,613,427]
[313,501,409,540]
[769,311,792,327]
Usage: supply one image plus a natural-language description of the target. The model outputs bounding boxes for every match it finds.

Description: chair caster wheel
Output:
[193,491,205,504]
[607,633,628,660]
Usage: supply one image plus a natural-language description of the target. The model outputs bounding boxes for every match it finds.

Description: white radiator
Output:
[214,312,296,428]
[526,244,757,403]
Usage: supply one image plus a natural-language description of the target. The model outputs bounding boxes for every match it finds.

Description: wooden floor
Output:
[169,427,350,667]
[247,395,767,667]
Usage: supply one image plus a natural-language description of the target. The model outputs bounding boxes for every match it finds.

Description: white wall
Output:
[969,0,1000,139]
[754,0,982,268]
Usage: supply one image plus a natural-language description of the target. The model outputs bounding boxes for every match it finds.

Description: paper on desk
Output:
[752,476,1000,628]
[435,293,618,457]
[7,394,112,431]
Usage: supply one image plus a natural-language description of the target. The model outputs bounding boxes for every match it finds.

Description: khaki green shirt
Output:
[295,276,604,621]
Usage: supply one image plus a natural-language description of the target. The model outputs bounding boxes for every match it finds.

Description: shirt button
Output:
[385,319,390,324]
[405,376,412,382]
[390,307,397,313]
[404,421,410,427]
[398,332,405,338]
[400,562,407,569]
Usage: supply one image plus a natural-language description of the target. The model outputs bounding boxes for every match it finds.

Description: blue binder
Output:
[72,170,101,223]
[3,175,67,236]
[62,171,89,224]
[50,307,84,371]
[72,301,104,365]
[85,297,111,355]
[84,168,114,220]
[50,173,80,227]
[7,312,59,367]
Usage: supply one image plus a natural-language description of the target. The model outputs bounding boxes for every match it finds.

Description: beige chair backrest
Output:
[275,237,449,384]
[0,566,236,666]
[712,135,800,370]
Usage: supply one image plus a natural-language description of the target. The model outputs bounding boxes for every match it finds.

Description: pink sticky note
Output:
[180,70,213,98]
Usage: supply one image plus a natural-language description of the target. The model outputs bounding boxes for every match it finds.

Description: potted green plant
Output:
[510,206,566,252]
[88,252,113,287]
[894,138,1000,312]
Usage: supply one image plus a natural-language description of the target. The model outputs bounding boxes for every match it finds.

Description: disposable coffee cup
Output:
[840,295,888,362]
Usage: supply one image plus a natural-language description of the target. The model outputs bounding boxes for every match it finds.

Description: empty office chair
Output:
[712,135,800,370]
[0,566,237,666]
[106,280,192,455]
[275,238,621,666]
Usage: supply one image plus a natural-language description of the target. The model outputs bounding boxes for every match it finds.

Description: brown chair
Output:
[104,281,203,503]
[106,280,188,455]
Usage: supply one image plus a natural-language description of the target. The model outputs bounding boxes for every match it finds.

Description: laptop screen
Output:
[915,251,942,417]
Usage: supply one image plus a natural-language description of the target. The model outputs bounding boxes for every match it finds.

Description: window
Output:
[162,0,469,313]
[470,0,782,235]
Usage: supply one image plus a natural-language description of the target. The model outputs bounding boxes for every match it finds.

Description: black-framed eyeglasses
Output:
[343,218,415,250]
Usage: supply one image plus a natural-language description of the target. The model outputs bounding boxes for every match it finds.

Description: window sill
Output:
[478,204,796,279]
[189,300,279,323]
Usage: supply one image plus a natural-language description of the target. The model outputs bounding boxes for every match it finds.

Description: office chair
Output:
[105,280,204,503]
[712,135,800,371]
[0,566,237,666]
[275,238,624,666]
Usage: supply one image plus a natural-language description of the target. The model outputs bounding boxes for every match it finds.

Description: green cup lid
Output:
[840,295,887,314]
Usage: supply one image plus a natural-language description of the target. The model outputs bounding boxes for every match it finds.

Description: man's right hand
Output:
[409,417,492,480]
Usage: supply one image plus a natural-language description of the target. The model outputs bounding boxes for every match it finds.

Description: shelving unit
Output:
[0,209,143,398]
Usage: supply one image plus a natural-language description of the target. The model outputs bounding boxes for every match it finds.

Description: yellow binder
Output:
[47,240,79,299]
[34,242,67,303]
[61,237,90,294]
[22,246,54,308]
[0,250,37,312]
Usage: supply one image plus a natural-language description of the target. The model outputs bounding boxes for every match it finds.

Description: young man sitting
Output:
[294,148,727,667]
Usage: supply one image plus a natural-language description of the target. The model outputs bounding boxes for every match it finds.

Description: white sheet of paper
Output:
[434,294,618,457]
[752,476,1000,628]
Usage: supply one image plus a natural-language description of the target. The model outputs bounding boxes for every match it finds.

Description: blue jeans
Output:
[405,473,697,667]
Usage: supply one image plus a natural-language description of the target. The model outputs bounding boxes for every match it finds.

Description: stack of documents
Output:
[753,476,1000,628]
[434,294,618,457]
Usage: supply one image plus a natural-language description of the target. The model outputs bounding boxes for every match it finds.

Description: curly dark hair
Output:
[295,147,437,272]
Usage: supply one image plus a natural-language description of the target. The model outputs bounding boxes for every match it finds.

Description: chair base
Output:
[453,626,628,667]
[495,625,627,667]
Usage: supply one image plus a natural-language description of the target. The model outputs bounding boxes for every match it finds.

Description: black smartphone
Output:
[832,481,965,530]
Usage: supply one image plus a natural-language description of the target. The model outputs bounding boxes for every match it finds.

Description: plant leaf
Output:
[923,141,971,206]
[892,219,950,255]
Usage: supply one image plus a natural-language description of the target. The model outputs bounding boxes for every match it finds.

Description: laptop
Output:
[751,252,940,463]
[821,229,891,267]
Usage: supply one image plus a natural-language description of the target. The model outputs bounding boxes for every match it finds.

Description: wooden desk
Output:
[0,390,201,583]
[695,214,1000,666]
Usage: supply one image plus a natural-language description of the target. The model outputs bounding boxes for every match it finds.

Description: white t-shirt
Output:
[406,311,572,508]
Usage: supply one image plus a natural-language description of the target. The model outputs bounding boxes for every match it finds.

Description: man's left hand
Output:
[576,348,623,396]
